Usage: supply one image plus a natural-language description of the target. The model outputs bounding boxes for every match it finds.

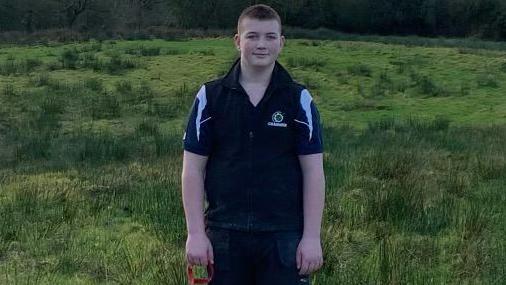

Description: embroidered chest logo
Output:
[267,111,287,127]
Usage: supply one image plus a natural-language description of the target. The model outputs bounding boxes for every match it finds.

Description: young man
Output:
[181,4,325,285]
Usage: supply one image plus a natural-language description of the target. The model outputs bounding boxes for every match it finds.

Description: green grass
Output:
[0,57,42,75]
[0,38,505,284]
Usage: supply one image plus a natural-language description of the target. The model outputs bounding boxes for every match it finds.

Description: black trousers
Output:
[206,226,311,285]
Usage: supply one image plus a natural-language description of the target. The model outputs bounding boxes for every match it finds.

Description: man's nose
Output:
[256,38,266,48]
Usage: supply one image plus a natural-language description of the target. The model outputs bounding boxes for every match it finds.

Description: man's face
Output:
[234,17,285,68]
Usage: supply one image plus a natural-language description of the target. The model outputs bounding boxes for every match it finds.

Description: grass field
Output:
[0,37,505,284]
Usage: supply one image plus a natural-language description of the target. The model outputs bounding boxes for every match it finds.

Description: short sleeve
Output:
[182,85,213,156]
[294,89,324,155]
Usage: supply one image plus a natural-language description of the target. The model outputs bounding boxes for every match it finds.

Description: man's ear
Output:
[234,33,240,50]
[280,35,286,49]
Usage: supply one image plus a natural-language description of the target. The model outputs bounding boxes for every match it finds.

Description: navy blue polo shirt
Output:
[183,58,323,232]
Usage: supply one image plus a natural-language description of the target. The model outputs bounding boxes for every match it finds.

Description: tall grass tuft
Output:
[163,47,188,55]
[56,48,138,74]
[30,72,51,87]
[115,80,134,96]
[0,58,42,75]
[153,253,187,285]
[459,81,471,96]
[366,70,394,98]
[88,92,122,119]
[136,118,160,137]
[409,71,449,97]
[173,83,196,112]
[125,45,161,56]
[13,92,65,161]
[73,129,131,162]
[116,80,154,105]
[2,83,16,97]
[347,64,372,77]
[147,83,195,119]
[476,73,499,88]
[101,53,137,74]
[367,116,450,133]
[390,59,410,74]
[191,48,215,56]
[499,62,506,72]
[286,56,326,70]
[84,77,104,92]
[78,41,102,53]
[59,48,80,69]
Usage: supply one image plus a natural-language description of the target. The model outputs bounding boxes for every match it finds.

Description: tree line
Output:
[1,0,506,40]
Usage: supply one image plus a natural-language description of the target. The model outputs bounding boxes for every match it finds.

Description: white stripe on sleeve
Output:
[195,85,207,141]
[300,89,313,141]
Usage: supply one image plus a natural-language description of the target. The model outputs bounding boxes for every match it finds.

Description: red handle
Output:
[187,263,214,285]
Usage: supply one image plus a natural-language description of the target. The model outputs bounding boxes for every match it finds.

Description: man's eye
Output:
[267,35,277,39]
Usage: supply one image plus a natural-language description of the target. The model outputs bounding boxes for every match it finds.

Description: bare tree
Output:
[0,1,17,31]
[59,0,91,28]
[130,0,162,31]
[21,9,35,33]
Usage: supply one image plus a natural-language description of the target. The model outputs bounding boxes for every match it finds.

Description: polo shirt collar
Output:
[221,57,293,90]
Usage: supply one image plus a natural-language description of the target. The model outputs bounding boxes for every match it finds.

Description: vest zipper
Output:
[247,130,254,231]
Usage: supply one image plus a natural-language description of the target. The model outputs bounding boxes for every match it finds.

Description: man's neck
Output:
[239,59,275,87]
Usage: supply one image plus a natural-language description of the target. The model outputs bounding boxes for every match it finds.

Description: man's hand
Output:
[296,237,323,275]
[185,233,214,266]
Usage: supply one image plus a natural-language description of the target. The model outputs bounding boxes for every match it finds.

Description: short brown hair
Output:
[237,4,282,34]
